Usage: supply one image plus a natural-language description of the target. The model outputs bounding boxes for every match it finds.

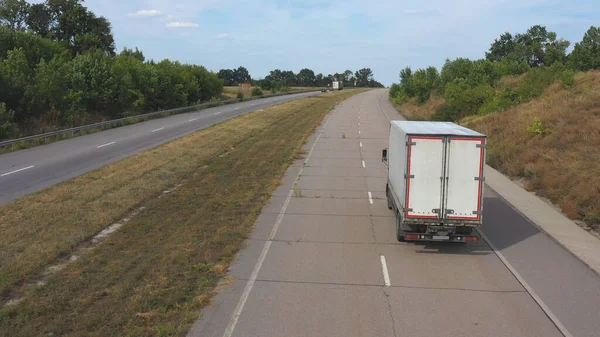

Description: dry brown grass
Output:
[462,71,600,229]
[0,89,366,336]
[395,94,446,121]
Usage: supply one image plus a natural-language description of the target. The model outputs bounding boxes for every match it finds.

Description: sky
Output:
[32,0,600,86]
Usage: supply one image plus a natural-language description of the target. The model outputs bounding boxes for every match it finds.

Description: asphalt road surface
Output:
[188,89,600,337]
[0,91,319,205]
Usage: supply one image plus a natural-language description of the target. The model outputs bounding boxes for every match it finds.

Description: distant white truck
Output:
[332,81,343,90]
[382,121,487,242]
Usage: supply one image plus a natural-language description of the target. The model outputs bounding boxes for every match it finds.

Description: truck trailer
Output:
[332,81,343,90]
[382,121,487,243]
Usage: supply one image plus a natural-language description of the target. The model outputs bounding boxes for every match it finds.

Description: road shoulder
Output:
[484,165,600,275]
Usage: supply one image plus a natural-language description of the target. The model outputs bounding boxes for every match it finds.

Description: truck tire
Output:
[396,214,405,242]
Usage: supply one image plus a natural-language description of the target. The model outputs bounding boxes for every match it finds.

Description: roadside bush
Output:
[252,87,264,96]
[0,102,18,140]
[279,86,291,93]
[389,83,401,98]
[526,117,545,135]
[236,91,244,99]
[394,91,410,105]
[560,69,575,88]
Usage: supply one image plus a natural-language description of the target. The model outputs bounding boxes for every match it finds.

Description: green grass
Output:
[0,89,367,337]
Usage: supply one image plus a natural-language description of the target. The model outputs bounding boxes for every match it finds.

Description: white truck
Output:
[332,81,343,90]
[382,121,487,243]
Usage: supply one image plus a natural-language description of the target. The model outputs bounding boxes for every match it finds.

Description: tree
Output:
[485,25,569,68]
[120,47,144,62]
[25,3,51,37]
[0,0,30,31]
[0,102,17,139]
[296,68,316,86]
[315,73,324,86]
[440,58,473,89]
[233,66,251,84]
[568,26,600,71]
[343,70,353,85]
[486,32,515,62]
[355,68,373,87]
[217,69,234,86]
[0,47,31,119]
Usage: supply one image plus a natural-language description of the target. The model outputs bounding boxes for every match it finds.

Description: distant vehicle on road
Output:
[321,88,327,92]
[382,121,487,243]
[332,81,343,90]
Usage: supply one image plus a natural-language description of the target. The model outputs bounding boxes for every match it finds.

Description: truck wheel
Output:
[396,214,405,242]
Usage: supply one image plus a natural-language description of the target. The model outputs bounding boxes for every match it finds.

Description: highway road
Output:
[188,89,600,337]
[0,91,320,205]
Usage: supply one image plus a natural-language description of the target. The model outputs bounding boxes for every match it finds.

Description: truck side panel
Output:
[443,137,485,221]
[388,125,407,210]
[405,136,444,219]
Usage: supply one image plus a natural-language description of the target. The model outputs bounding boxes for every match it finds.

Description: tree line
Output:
[390,25,600,121]
[0,1,386,140]
[216,66,385,90]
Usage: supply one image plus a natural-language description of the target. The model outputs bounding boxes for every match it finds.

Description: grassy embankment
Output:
[392,71,600,231]
[0,88,367,336]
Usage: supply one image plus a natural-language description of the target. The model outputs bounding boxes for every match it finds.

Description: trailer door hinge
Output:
[405,208,413,212]
[472,211,482,215]
[432,208,441,214]
[474,176,485,181]
[406,141,416,146]
[476,143,486,148]
[445,209,455,215]
[405,174,415,179]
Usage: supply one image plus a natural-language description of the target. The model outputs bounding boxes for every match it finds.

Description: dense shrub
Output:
[252,87,264,96]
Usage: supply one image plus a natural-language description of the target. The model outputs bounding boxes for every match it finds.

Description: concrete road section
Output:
[0,91,319,205]
[189,89,600,337]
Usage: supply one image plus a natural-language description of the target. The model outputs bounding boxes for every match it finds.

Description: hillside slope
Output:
[394,71,600,233]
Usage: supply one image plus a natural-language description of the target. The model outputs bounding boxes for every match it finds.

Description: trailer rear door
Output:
[443,137,485,220]
[405,136,444,219]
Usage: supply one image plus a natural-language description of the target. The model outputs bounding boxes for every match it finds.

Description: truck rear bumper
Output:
[403,233,479,242]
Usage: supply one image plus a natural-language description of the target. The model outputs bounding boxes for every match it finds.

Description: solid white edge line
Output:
[380,255,391,287]
[1,165,35,177]
[221,107,339,337]
[477,228,573,337]
[96,142,115,148]
[152,127,164,132]
[362,160,366,168]
[368,191,373,204]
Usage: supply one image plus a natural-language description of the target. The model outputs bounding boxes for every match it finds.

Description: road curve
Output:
[0,91,320,205]
[188,89,600,337]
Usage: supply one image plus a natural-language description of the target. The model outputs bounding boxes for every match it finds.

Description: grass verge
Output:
[0,88,367,336]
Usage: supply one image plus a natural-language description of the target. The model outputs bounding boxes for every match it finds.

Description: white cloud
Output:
[166,22,199,28]
[216,33,229,39]
[128,9,162,17]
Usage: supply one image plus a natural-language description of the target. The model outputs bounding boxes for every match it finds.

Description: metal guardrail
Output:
[0,89,320,148]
